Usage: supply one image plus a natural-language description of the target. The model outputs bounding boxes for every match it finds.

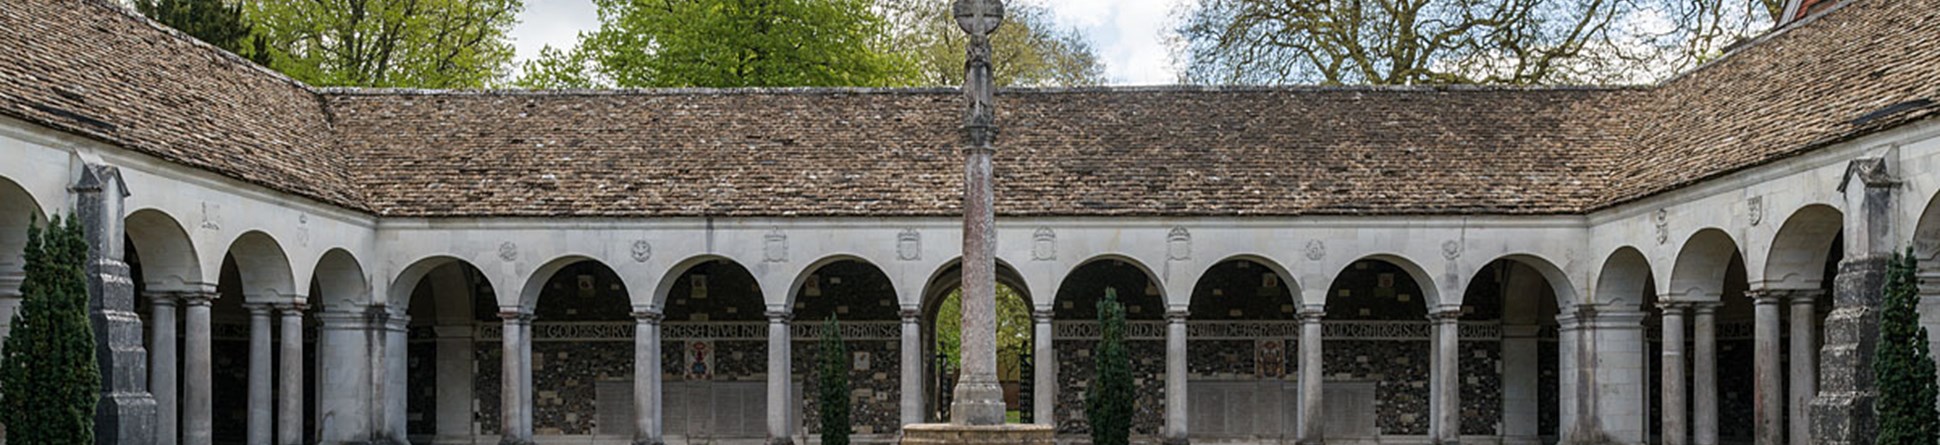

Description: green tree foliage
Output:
[1875,248,1940,445]
[1085,288,1133,445]
[246,0,522,88]
[818,316,851,445]
[1176,0,1783,85]
[0,217,101,445]
[517,0,911,89]
[136,0,269,64]
[934,284,1031,380]
[879,0,1105,87]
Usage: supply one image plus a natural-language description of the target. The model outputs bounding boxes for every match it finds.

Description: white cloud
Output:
[507,0,1188,85]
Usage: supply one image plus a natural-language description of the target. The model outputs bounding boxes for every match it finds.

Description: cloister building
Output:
[2,0,1940,444]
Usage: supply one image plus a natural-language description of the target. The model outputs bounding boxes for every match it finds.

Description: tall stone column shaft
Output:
[1581,309,1649,444]
[182,292,215,445]
[1296,306,1324,445]
[1752,291,1784,445]
[1555,313,1579,441]
[314,309,373,445]
[277,305,304,445]
[1500,325,1541,443]
[766,310,794,445]
[76,164,156,445]
[949,0,1006,426]
[1429,309,1462,445]
[1693,302,1719,445]
[1788,291,1820,445]
[899,309,924,427]
[1032,309,1055,426]
[634,309,664,445]
[247,303,274,445]
[149,292,180,445]
[500,309,534,445]
[1662,301,1689,445]
[1163,309,1189,445]
[433,325,474,439]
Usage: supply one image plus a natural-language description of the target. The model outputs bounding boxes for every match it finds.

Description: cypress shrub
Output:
[819,315,850,445]
[1086,288,1134,445]
[1875,247,1940,445]
[0,217,100,445]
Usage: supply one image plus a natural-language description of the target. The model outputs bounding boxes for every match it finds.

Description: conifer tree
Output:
[1086,288,1134,445]
[819,315,851,445]
[1875,248,1940,445]
[0,217,101,445]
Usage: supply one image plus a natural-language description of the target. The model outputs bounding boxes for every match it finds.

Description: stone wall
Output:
[795,339,901,435]
[1461,340,1503,435]
[1326,340,1431,435]
[1054,340,1167,435]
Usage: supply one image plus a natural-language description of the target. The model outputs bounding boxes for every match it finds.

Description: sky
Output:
[507,0,1191,85]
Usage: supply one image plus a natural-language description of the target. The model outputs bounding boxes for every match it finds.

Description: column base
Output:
[948,380,1009,425]
[1160,436,1190,445]
[632,439,666,445]
[900,423,1054,445]
[498,438,535,445]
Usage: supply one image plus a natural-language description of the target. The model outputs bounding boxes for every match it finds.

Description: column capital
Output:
[1032,308,1055,323]
[899,308,922,321]
[1427,308,1464,322]
[1296,305,1325,321]
[1781,288,1827,304]
[764,310,792,322]
[1657,300,1692,313]
[1690,301,1722,315]
[632,309,665,324]
[1164,309,1189,322]
[179,291,217,307]
[244,302,275,315]
[274,302,309,314]
[497,308,534,323]
[145,291,181,306]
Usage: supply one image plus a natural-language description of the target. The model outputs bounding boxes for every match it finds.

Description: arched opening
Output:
[789,259,901,437]
[0,177,44,343]
[210,232,297,443]
[1657,229,1752,444]
[521,259,633,438]
[1323,257,1433,440]
[124,209,199,445]
[1183,258,1298,441]
[401,259,498,443]
[659,259,771,442]
[1460,258,1564,443]
[1763,205,1843,444]
[919,260,1033,424]
[1916,193,1940,350]
[1588,247,1656,444]
[1052,257,1165,437]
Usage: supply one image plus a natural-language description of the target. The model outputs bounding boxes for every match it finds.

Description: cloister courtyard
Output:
[2,0,1940,444]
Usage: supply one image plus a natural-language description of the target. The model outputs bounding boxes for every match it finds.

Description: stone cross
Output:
[950,0,1008,427]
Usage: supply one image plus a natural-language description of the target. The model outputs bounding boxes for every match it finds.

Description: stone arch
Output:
[786,254,896,310]
[391,256,502,313]
[652,255,761,311]
[1668,229,1743,301]
[0,176,44,342]
[1057,253,1167,318]
[1485,253,1580,309]
[125,208,201,292]
[516,254,635,312]
[1594,247,1654,310]
[919,257,1035,310]
[1916,191,1940,272]
[224,230,298,302]
[1762,205,1842,290]
[1330,254,1441,310]
[1187,255,1300,320]
[310,248,368,310]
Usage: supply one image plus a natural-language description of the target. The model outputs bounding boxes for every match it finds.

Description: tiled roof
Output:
[0,0,1935,217]
[0,0,366,210]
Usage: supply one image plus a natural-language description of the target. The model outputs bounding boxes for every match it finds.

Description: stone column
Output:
[1581,308,1649,444]
[149,292,180,445]
[500,308,534,444]
[1788,290,1820,445]
[433,325,474,439]
[277,304,304,445]
[900,308,924,427]
[766,310,794,445]
[1500,325,1540,444]
[314,309,373,445]
[1032,309,1055,426]
[1813,156,1896,445]
[1163,309,1189,445]
[1296,306,1324,445]
[1752,291,1784,445]
[1555,312,1579,442]
[380,308,411,442]
[634,309,664,445]
[1693,301,1719,445]
[247,303,274,445]
[1428,308,1462,445]
[182,292,215,445]
[1662,301,1689,445]
[75,164,157,444]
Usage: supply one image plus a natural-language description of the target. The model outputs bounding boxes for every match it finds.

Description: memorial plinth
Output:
[901,423,1055,445]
